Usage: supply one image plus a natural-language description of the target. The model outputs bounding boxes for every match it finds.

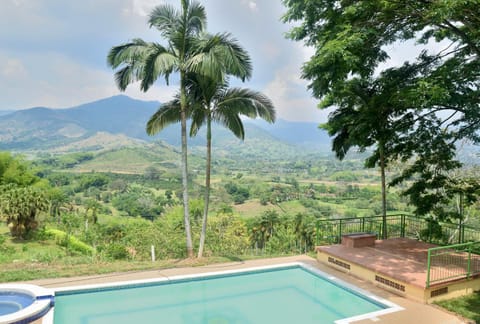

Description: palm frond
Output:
[186,33,252,82]
[215,88,276,123]
[146,99,182,136]
[107,39,152,91]
[186,1,207,35]
[107,38,149,68]
[114,65,142,92]
[215,113,245,140]
[141,44,179,90]
[189,107,208,137]
[148,4,181,39]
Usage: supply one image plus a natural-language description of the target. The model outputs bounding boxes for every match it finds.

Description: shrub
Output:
[45,228,95,255]
[102,243,129,260]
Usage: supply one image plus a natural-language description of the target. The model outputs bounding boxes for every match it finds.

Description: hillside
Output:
[0,95,332,154]
[250,119,331,151]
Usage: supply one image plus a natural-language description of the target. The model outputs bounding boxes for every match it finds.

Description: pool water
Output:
[0,291,34,316]
[54,266,387,324]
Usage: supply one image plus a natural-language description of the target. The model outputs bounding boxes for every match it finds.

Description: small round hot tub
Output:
[0,284,53,324]
[0,291,34,315]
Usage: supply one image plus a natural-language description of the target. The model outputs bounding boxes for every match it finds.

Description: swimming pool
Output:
[49,263,402,324]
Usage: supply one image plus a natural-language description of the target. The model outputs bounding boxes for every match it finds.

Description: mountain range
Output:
[0,95,332,154]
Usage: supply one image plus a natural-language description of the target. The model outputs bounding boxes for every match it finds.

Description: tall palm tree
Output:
[107,0,251,257]
[147,75,275,258]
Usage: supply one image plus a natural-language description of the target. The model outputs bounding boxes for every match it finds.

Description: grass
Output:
[0,256,236,282]
[435,292,480,323]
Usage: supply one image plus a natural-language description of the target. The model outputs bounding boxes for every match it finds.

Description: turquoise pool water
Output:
[54,266,387,323]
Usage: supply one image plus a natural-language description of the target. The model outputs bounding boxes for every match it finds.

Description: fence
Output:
[315,214,480,246]
[426,242,480,287]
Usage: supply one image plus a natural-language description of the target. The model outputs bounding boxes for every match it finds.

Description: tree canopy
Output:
[283,0,480,219]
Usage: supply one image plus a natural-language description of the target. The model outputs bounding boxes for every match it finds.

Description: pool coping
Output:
[0,284,53,324]
[41,261,403,324]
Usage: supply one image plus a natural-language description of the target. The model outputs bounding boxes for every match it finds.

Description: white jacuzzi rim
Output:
[0,284,53,324]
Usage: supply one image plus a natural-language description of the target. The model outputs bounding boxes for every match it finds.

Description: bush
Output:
[45,228,95,255]
[102,243,129,260]
[205,214,249,256]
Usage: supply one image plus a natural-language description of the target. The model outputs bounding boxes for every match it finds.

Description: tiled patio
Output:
[318,238,436,288]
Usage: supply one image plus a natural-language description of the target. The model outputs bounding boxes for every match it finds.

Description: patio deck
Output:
[317,238,480,303]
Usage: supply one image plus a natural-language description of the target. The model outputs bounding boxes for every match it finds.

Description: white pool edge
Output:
[43,262,404,324]
[0,284,53,324]
[298,264,404,323]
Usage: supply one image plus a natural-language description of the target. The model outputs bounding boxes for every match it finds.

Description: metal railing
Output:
[426,242,480,287]
[315,214,480,246]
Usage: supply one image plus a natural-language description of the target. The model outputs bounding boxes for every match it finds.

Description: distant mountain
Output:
[248,118,331,150]
[0,110,14,117]
[0,95,332,153]
[0,96,159,150]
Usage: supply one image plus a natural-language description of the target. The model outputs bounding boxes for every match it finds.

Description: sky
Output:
[0,0,330,122]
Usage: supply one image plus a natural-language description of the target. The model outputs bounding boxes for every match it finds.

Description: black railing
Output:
[315,214,480,246]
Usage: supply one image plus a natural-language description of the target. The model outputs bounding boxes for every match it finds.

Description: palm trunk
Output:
[379,143,387,240]
[198,116,212,258]
[180,72,194,258]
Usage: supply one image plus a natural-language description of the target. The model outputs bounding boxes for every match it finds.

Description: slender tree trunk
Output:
[180,72,194,258]
[379,144,387,239]
[198,116,212,258]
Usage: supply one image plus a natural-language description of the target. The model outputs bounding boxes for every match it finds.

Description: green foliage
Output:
[0,152,40,186]
[77,173,109,191]
[224,182,250,204]
[57,153,94,168]
[102,243,129,260]
[0,234,15,255]
[45,228,95,255]
[205,214,250,256]
[282,0,480,219]
[111,186,166,219]
[0,184,48,238]
[435,292,480,323]
[418,219,445,243]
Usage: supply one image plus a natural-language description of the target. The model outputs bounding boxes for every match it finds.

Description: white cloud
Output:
[1,58,28,79]
[0,52,176,109]
[241,0,258,12]
[130,0,162,17]
[0,0,332,122]
[264,66,327,123]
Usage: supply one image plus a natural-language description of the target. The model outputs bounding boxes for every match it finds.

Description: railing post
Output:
[467,244,472,279]
[458,221,462,244]
[401,214,405,238]
[315,220,319,246]
[338,219,342,243]
[362,217,365,232]
[426,248,432,288]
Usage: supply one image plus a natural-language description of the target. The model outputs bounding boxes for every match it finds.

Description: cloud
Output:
[241,0,258,12]
[1,58,28,80]
[263,66,328,123]
[0,52,176,109]
[126,0,162,17]
[0,0,330,123]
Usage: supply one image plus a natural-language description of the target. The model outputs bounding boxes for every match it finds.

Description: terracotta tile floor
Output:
[318,238,478,288]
